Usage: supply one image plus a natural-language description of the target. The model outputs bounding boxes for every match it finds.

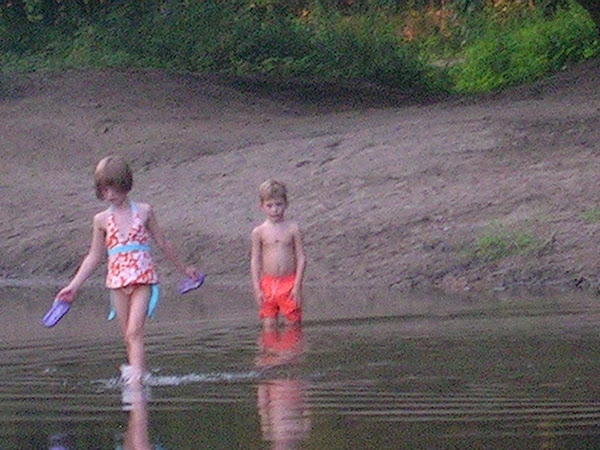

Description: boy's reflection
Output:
[256,325,311,449]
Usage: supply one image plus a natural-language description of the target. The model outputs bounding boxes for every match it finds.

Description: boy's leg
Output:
[278,277,302,325]
[259,276,279,329]
[262,317,278,330]
[112,285,151,381]
[282,314,302,326]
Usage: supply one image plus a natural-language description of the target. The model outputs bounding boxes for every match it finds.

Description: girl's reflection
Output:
[122,386,152,450]
[256,325,311,449]
[48,386,155,450]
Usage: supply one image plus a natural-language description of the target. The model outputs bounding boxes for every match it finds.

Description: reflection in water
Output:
[121,386,153,450]
[256,326,311,450]
[5,285,600,447]
[538,416,557,450]
[256,325,304,368]
[48,432,73,449]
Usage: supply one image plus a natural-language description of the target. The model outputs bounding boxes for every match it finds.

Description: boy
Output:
[251,180,306,328]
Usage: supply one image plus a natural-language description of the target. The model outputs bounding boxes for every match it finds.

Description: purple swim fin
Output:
[42,299,71,328]
[178,272,205,295]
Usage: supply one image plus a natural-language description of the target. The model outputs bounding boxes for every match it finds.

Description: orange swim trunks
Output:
[259,274,301,323]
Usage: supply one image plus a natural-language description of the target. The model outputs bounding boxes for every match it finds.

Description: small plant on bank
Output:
[579,207,600,223]
[473,225,539,262]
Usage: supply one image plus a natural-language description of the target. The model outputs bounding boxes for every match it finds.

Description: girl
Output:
[56,155,198,384]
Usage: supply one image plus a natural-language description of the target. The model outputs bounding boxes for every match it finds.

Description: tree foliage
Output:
[454,0,599,33]
[0,1,597,94]
[576,0,600,32]
[1,0,597,30]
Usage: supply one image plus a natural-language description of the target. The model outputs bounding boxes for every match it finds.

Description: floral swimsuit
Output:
[105,201,160,320]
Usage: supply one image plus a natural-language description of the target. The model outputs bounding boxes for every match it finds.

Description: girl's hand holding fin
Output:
[42,297,72,328]
[56,286,77,303]
[184,266,199,280]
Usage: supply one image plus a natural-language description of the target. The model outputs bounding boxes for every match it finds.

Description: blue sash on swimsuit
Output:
[106,203,160,320]
[107,243,151,256]
[107,284,161,321]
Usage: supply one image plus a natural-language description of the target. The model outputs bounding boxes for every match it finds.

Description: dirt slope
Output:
[1,61,599,295]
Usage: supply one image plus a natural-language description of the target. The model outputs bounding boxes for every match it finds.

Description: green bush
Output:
[131,2,238,71]
[451,2,599,93]
[298,12,439,91]
[545,6,600,68]
[473,226,538,263]
[0,0,597,95]
[579,207,600,223]
[225,8,313,75]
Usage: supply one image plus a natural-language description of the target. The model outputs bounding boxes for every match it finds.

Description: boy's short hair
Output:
[259,179,287,204]
[94,155,133,199]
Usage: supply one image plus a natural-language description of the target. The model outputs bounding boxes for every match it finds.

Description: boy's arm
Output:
[145,205,197,278]
[57,213,105,302]
[291,223,306,304]
[250,228,263,305]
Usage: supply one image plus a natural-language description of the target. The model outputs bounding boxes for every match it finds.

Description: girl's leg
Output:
[112,288,131,338]
[112,285,151,381]
[126,285,151,377]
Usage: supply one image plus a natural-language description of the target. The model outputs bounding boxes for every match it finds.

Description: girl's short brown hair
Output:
[94,155,133,199]
[259,179,288,204]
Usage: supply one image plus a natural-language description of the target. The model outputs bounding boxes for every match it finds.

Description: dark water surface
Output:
[1,283,600,449]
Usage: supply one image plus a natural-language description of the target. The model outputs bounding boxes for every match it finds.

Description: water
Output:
[2,283,600,449]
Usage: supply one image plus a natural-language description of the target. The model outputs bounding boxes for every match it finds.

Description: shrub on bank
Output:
[451,3,599,93]
[0,0,597,94]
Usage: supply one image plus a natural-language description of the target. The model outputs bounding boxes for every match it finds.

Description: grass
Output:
[579,207,600,223]
[472,225,540,262]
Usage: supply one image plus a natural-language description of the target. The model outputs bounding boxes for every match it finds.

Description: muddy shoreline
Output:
[1,60,600,296]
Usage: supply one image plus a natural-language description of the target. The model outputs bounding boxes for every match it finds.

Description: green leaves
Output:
[451,2,599,93]
[0,1,597,95]
[473,226,539,263]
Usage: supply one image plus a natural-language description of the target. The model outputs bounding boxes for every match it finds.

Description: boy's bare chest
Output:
[263,228,294,247]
